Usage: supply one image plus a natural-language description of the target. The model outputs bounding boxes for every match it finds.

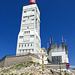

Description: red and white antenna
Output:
[62,36,64,44]
[29,0,36,4]
[50,38,51,45]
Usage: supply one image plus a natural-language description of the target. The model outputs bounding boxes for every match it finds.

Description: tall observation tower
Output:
[16,0,41,55]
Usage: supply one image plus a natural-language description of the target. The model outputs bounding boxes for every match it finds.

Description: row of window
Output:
[19,43,33,47]
[52,56,62,64]
[24,9,39,16]
[24,10,35,13]
[23,15,34,18]
[24,31,30,34]
[22,25,34,29]
[19,35,34,39]
[30,35,34,37]
[23,19,34,22]
[19,36,23,38]
[51,49,65,52]
[19,49,34,52]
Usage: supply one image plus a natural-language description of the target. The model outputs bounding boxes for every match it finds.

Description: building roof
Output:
[47,44,68,54]
[41,48,47,53]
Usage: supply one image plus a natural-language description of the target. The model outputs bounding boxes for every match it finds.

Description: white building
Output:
[16,0,41,55]
[48,45,69,64]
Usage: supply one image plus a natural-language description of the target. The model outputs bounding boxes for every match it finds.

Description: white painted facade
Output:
[52,52,69,63]
[16,4,41,55]
[48,45,69,64]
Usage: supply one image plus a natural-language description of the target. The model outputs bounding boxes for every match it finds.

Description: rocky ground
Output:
[0,61,73,75]
[69,70,75,75]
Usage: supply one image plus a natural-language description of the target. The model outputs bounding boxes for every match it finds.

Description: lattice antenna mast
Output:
[50,38,51,45]
[47,43,49,50]
[62,36,64,45]
[65,39,66,45]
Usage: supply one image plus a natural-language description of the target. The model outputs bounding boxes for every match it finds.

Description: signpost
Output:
[42,55,44,75]
[59,64,61,75]
[66,63,70,67]
[66,63,70,75]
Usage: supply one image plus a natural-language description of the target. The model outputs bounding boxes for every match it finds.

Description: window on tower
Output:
[32,9,35,11]
[19,45,20,47]
[32,49,34,52]
[19,36,23,39]
[29,49,30,52]
[32,19,34,20]
[25,44,26,47]
[23,50,24,52]
[36,10,37,12]
[23,20,25,22]
[23,16,27,18]
[28,16,29,19]
[24,11,26,13]
[22,44,23,47]
[30,35,34,37]
[27,26,29,29]
[30,15,34,17]
[31,44,32,46]
[28,44,29,46]
[24,31,30,34]
[20,50,21,53]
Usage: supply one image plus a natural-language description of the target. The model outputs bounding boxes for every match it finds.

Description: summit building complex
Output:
[0,0,70,70]
[16,0,41,55]
[16,0,69,67]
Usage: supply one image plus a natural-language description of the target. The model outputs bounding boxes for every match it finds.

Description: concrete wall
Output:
[0,54,39,68]
[52,52,67,63]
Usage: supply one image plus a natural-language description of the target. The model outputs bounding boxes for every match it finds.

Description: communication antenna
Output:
[50,38,51,45]
[65,39,66,45]
[47,43,49,50]
[62,36,64,44]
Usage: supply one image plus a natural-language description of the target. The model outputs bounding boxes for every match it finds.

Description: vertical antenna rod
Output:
[62,36,64,44]
[50,38,51,45]
[65,39,66,45]
[47,43,49,50]
[51,38,53,45]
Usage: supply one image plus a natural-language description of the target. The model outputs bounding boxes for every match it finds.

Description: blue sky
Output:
[0,0,75,66]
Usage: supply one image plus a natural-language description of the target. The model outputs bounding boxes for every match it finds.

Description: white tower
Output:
[16,0,41,55]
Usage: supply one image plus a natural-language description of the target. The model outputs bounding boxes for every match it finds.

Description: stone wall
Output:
[0,54,39,68]
[0,57,6,68]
